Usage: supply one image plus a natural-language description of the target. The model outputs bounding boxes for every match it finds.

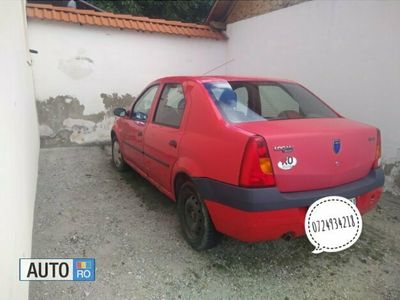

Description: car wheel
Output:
[177,181,220,250]
[112,137,128,172]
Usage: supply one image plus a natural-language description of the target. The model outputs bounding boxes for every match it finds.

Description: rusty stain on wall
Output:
[37,93,135,146]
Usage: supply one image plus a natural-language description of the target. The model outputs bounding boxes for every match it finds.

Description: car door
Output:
[144,82,187,194]
[120,84,159,173]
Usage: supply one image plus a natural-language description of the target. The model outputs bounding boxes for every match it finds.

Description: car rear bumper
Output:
[194,169,384,242]
[194,168,384,211]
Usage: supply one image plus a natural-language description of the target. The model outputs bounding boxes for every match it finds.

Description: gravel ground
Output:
[30,146,400,300]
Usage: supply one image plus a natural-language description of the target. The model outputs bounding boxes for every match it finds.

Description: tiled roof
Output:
[26,3,226,40]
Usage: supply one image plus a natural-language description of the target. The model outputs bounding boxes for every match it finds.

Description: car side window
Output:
[153,83,186,128]
[132,85,159,121]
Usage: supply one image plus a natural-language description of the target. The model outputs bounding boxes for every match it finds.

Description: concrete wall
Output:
[0,1,39,299]
[27,20,226,145]
[225,0,400,193]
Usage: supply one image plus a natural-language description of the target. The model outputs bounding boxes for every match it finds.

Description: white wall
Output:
[226,0,400,162]
[28,20,226,114]
[26,1,400,161]
[0,1,39,299]
[28,20,226,144]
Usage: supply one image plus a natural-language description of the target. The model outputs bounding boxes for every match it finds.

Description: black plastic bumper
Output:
[193,168,385,212]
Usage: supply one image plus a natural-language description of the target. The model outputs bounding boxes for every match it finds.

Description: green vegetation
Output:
[90,0,214,23]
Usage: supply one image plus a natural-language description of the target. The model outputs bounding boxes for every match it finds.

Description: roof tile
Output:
[52,10,61,21]
[34,7,43,19]
[108,17,117,27]
[43,9,52,20]
[26,3,226,40]
[86,15,94,25]
[77,14,85,24]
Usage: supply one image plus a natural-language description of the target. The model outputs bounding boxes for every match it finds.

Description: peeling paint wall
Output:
[37,93,135,146]
[27,20,226,145]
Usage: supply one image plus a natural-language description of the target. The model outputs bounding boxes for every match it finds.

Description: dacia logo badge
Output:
[333,139,341,154]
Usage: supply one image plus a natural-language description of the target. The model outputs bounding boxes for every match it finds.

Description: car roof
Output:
[152,75,297,84]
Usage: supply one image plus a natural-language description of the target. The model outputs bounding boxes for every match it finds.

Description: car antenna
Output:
[202,58,235,75]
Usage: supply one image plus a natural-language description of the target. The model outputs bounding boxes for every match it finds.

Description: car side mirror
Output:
[113,107,127,117]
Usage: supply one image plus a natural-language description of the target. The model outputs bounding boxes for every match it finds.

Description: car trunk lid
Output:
[235,118,378,192]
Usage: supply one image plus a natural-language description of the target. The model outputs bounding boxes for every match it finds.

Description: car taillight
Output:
[239,136,276,187]
[373,129,381,168]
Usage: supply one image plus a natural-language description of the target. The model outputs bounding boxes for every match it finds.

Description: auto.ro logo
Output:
[19,258,95,281]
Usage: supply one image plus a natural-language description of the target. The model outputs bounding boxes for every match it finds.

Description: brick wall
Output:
[227,0,308,23]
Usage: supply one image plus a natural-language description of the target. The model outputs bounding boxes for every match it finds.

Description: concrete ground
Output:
[30,146,400,300]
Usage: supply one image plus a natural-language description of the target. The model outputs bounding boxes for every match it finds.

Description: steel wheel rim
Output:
[183,194,204,240]
[113,140,122,167]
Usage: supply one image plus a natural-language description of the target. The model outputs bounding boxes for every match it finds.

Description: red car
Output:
[111,76,384,250]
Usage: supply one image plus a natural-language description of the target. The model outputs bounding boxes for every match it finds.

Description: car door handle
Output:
[169,140,177,148]
[138,131,143,136]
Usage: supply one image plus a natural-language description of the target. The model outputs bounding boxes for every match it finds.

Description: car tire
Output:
[177,181,220,251]
[112,137,128,172]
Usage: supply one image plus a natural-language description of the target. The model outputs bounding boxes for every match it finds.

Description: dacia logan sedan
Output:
[111,76,384,250]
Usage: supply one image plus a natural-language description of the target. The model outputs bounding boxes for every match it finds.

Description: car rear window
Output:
[203,81,338,123]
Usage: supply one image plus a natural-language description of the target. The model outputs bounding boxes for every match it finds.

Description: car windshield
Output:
[203,81,339,123]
